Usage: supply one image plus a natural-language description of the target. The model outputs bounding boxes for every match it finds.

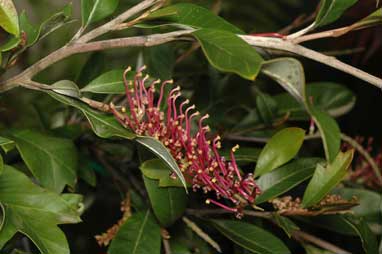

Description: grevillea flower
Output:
[110,66,261,217]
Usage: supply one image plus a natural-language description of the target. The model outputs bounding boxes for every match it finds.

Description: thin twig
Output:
[292,230,352,254]
[341,133,382,185]
[182,216,222,253]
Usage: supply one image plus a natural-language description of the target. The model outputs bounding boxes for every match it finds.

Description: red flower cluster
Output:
[110,66,260,216]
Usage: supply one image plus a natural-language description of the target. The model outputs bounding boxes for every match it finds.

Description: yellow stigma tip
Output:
[205,199,211,204]
[121,107,126,113]
[232,144,240,152]
[126,66,132,71]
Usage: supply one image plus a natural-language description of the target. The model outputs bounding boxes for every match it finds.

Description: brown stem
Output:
[292,231,352,254]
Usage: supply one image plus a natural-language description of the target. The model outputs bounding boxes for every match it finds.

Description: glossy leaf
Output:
[310,107,341,162]
[137,136,187,191]
[342,215,379,254]
[52,80,82,98]
[262,58,306,102]
[212,220,291,254]
[81,69,130,94]
[256,158,322,204]
[275,82,356,120]
[109,210,161,254]
[273,214,299,238]
[140,159,185,187]
[81,0,119,27]
[0,0,19,35]
[193,29,264,80]
[0,165,82,254]
[19,11,39,47]
[144,44,175,80]
[143,177,187,226]
[47,89,135,139]
[314,0,358,27]
[8,129,78,193]
[148,3,243,33]
[256,91,278,125]
[255,127,305,177]
[332,188,382,223]
[0,136,15,153]
[302,150,354,207]
[222,147,261,163]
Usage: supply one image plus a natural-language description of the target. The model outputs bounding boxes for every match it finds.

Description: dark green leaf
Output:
[193,29,264,80]
[47,90,135,139]
[256,158,322,204]
[315,0,358,27]
[273,214,299,238]
[0,165,82,254]
[19,11,39,47]
[0,154,3,176]
[81,0,119,27]
[255,127,305,177]
[310,107,340,162]
[109,210,161,254]
[0,36,20,52]
[212,219,291,254]
[148,3,243,33]
[140,159,185,187]
[274,82,356,120]
[144,44,175,80]
[332,188,382,223]
[8,129,78,193]
[342,215,379,254]
[143,177,187,227]
[256,91,279,125]
[302,150,354,207]
[0,136,15,153]
[137,136,187,191]
[221,147,261,163]
[0,0,19,36]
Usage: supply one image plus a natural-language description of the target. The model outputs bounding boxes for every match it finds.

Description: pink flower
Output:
[110,66,260,217]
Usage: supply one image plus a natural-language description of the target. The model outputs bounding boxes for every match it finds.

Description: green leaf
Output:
[19,11,39,47]
[144,44,175,80]
[81,0,119,27]
[140,159,185,187]
[19,3,73,48]
[8,129,78,193]
[109,210,161,254]
[212,220,291,254]
[261,58,341,162]
[148,3,244,34]
[81,69,134,94]
[314,0,358,27]
[0,0,19,36]
[47,89,135,139]
[52,80,82,98]
[143,177,187,227]
[342,215,379,254]
[302,150,354,207]
[221,147,261,163]
[0,154,3,176]
[351,8,382,29]
[256,158,322,204]
[274,82,356,120]
[256,91,278,126]
[255,127,305,177]
[332,188,382,223]
[136,136,188,191]
[273,214,299,238]
[193,29,264,80]
[0,35,20,52]
[310,107,341,162]
[0,136,15,153]
[0,165,82,254]
[262,58,306,103]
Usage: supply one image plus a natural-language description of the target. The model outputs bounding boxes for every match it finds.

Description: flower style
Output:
[110,66,261,217]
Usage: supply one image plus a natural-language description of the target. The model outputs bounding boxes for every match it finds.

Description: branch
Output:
[292,231,352,254]
[240,35,382,89]
[0,30,193,92]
